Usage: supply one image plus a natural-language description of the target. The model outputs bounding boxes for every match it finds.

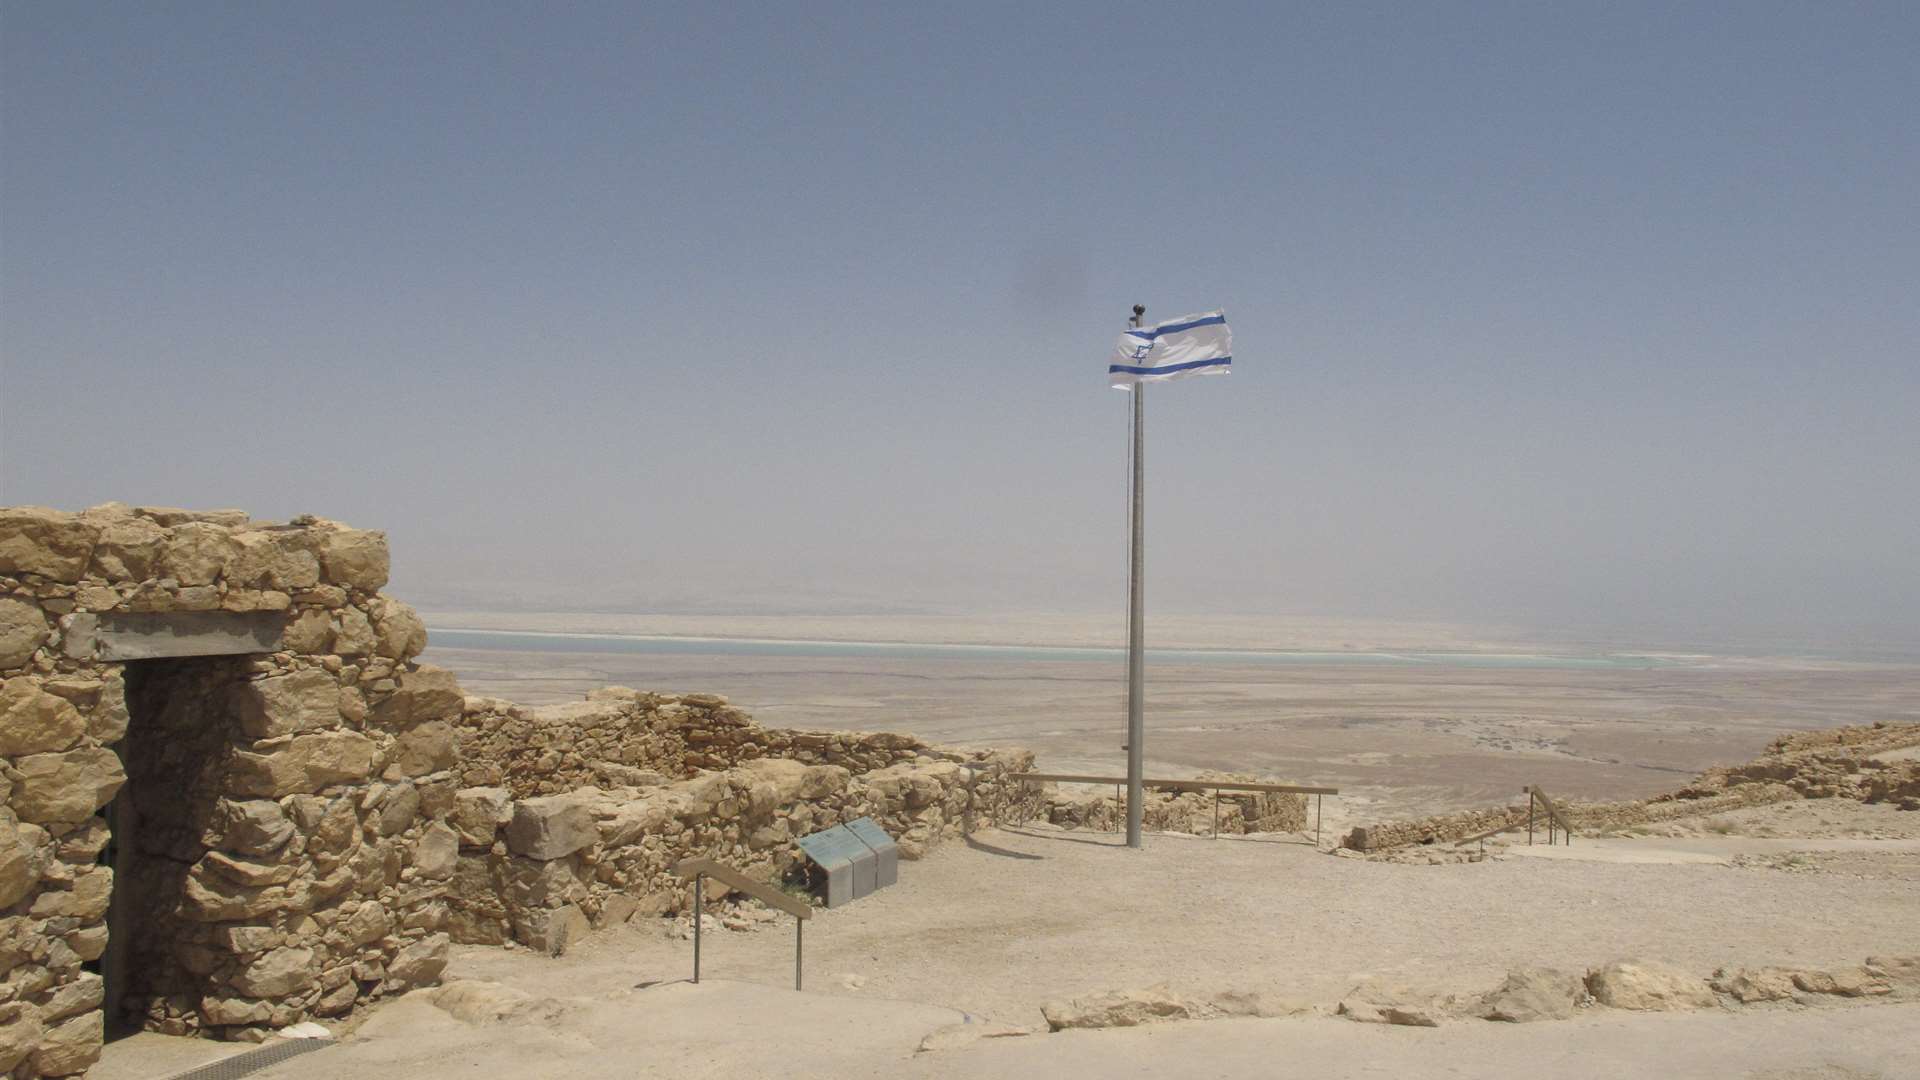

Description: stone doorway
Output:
[98,655,252,1039]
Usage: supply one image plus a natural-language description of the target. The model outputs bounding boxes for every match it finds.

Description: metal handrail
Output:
[1010,772,1338,845]
[1525,785,1575,846]
[674,858,810,990]
[1450,787,1576,848]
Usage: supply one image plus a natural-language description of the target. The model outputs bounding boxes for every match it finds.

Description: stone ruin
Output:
[1341,720,1920,852]
[0,504,1063,1076]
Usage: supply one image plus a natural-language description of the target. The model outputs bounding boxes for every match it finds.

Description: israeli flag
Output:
[1109,310,1232,388]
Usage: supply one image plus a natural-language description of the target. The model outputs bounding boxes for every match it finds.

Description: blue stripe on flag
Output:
[1123,314,1227,340]
[1108,356,1232,376]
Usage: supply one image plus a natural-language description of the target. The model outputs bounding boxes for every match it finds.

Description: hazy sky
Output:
[4,4,1917,649]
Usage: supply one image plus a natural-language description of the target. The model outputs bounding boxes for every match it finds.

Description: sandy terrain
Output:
[98,798,1920,1080]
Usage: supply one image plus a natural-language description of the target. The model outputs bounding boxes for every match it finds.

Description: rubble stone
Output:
[0,680,86,756]
[1041,987,1207,1030]
[0,599,50,670]
[1586,960,1718,1011]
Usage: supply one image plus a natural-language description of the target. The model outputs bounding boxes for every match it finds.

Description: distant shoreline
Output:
[425,625,1676,671]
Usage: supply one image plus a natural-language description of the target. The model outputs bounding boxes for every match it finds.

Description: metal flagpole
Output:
[1125,304,1147,848]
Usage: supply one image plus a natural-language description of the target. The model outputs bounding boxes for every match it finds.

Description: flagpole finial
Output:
[1130,304,1145,328]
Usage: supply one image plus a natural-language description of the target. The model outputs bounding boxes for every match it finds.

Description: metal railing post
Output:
[1527,790,1535,846]
[1213,789,1220,838]
[795,917,803,991]
[1315,794,1322,847]
[692,873,703,983]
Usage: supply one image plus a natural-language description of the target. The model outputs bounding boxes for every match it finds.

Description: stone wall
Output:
[0,504,1057,1074]
[454,689,947,796]
[1042,774,1309,836]
[1343,721,1920,852]
[443,742,1044,953]
[0,505,452,1075]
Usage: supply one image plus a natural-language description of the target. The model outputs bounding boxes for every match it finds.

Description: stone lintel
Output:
[61,611,289,661]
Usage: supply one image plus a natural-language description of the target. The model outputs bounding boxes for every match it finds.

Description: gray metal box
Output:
[796,825,875,908]
[843,817,899,889]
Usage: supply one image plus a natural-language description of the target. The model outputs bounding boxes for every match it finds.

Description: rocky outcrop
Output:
[1585,959,1718,1011]
[1041,986,1210,1030]
[1342,720,1920,852]
[1477,967,1585,1022]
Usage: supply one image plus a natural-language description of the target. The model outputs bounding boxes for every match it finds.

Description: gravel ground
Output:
[447,815,1920,1025]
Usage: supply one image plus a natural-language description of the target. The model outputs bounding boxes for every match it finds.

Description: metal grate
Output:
[160,1038,334,1080]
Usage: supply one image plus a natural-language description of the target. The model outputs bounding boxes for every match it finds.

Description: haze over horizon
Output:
[4,5,1917,654]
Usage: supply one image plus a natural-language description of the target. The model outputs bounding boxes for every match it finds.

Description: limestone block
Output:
[0,599,49,670]
[0,1001,43,1073]
[232,669,344,739]
[504,856,586,911]
[228,531,322,590]
[1865,955,1920,988]
[229,731,376,798]
[213,799,297,856]
[64,926,105,962]
[431,980,534,1023]
[301,796,360,860]
[370,598,428,661]
[202,851,296,888]
[1792,967,1891,997]
[1041,986,1205,1031]
[217,925,283,953]
[89,517,167,579]
[90,670,128,743]
[340,903,391,946]
[385,932,451,987]
[521,906,590,957]
[393,721,458,777]
[1478,968,1584,1021]
[377,783,422,837]
[37,972,103,1024]
[136,507,249,528]
[31,1010,102,1077]
[317,529,390,591]
[594,894,639,929]
[1337,997,1443,1027]
[0,826,36,908]
[233,946,320,997]
[1586,960,1718,1011]
[1710,966,1798,1003]
[281,609,335,655]
[414,823,460,880]
[31,866,112,920]
[199,996,272,1026]
[183,870,312,922]
[0,678,86,755]
[0,508,98,583]
[159,522,239,586]
[451,788,512,848]
[333,607,376,656]
[11,748,126,824]
[506,794,598,860]
[371,666,463,730]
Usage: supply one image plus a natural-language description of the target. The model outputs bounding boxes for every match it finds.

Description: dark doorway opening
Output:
[97,655,250,1039]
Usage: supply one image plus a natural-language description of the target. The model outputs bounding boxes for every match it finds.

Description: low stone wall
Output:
[455,688,942,796]
[1343,721,1920,852]
[1043,774,1309,836]
[443,743,1044,952]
